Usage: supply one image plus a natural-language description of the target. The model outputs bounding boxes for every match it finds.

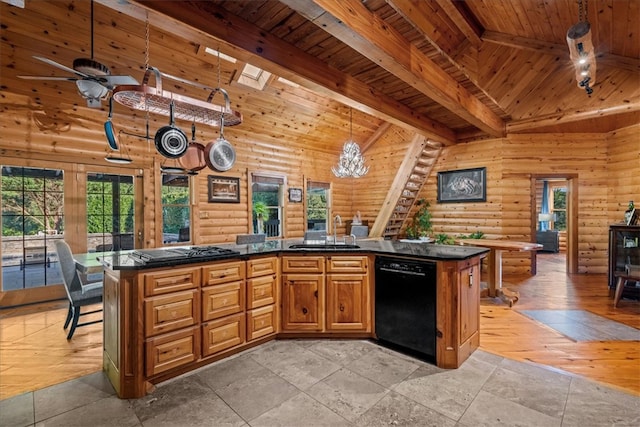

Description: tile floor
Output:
[1,339,639,427]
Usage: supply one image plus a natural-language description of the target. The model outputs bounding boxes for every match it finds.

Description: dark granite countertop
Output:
[97,238,489,271]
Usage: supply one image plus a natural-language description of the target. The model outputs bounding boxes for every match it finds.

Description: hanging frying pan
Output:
[104,96,119,150]
[154,101,188,158]
[178,121,207,173]
[205,115,236,172]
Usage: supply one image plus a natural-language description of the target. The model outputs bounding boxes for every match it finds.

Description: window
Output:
[306,181,330,231]
[552,187,567,231]
[87,173,135,252]
[251,173,285,238]
[1,166,64,291]
[161,174,191,244]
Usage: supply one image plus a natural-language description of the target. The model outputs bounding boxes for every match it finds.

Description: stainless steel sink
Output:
[288,243,360,250]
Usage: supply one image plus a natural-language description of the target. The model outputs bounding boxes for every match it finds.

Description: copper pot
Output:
[178,142,206,172]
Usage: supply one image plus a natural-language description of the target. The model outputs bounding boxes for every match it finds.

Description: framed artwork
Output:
[288,187,303,203]
[437,167,486,203]
[208,175,240,203]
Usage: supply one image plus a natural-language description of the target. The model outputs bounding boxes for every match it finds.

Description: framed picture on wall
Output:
[437,167,486,203]
[208,176,240,203]
[288,187,303,203]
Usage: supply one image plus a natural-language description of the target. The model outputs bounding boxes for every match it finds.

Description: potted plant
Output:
[253,201,269,234]
[405,199,432,240]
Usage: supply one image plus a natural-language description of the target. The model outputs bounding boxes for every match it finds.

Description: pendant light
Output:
[567,0,596,95]
[331,108,369,178]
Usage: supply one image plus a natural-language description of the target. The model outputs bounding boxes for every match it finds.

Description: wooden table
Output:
[456,239,543,306]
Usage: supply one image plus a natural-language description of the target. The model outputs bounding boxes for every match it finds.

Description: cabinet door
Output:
[144,290,199,337]
[202,313,245,357]
[247,256,278,278]
[145,326,199,377]
[459,263,479,344]
[247,304,277,341]
[247,274,277,309]
[281,274,324,331]
[326,274,369,331]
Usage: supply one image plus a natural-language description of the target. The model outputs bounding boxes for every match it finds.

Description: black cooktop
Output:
[129,246,240,265]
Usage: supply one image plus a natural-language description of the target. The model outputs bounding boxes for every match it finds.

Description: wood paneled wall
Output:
[607,125,640,225]
[1,90,636,276]
[415,127,639,275]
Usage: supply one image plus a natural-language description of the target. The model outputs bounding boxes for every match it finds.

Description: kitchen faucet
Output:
[333,214,342,243]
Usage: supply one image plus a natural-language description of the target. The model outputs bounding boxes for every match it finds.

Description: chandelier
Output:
[331,109,369,178]
[566,0,596,95]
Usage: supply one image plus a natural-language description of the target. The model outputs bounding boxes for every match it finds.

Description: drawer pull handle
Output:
[302,307,308,315]
[339,303,345,312]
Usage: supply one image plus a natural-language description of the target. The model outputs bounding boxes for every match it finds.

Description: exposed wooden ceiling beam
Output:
[483,31,640,73]
[361,122,391,154]
[432,0,483,48]
[102,0,456,144]
[300,0,504,137]
[385,0,503,112]
[506,100,640,133]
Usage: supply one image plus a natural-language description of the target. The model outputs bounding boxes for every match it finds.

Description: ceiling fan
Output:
[17,0,137,108]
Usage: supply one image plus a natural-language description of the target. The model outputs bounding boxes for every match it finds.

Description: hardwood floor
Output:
[0,252,638,400]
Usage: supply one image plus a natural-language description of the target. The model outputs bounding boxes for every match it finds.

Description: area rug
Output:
[519,309,639,341]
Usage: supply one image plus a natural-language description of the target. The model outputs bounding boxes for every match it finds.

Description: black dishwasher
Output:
[375,256,437,362]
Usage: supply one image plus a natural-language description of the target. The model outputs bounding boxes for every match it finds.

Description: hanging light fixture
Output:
[331,108,369,178]
[567,0,596,95]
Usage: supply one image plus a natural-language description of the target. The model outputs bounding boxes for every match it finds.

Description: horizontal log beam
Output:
[506,101,640,133]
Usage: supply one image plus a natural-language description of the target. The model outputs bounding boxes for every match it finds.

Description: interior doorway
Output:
[531,174,578,274]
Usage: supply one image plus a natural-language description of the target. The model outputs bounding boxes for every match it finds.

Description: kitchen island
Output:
[98,239,488,398]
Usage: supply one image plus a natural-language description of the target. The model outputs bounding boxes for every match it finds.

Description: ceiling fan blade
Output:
[17,75,78,81]
[102,75,139,86]
[33,55,89,78]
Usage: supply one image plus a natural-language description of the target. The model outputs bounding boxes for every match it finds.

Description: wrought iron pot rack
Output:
[112,66,242,127]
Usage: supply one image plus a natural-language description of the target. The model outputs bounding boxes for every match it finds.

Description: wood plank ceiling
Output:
[1,0,639,150]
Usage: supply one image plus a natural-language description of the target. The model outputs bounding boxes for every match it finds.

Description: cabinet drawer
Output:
[282,256,325,273]
[143,267,200,297]
[327,256,368,273]
[144,290,198,337]
[247,305,277,341]
[247,274,277,309]
[202,313,245,357]
[247,256,278,278]
[202,281,245,321]
[145,326,199,377]
[202,261,245,286]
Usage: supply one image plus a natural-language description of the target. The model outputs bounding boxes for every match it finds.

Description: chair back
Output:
[54,240,84,293]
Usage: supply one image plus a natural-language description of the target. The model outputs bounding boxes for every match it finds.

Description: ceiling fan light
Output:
[76,79,108,99]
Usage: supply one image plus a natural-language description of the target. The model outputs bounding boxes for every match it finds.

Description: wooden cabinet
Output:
[202,281,245,321]
[282,273,324,330]
[143,267,200,296]
[326,256,370,331]
[281,255,370,333]
[246,256,279,340]
[608,225,640,299]
[437,257,482,369]
[144,289,199,337]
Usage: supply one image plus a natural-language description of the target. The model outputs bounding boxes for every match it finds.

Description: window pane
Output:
[87,173,135,251]
[162,174,190,244]
[307,185,329,231]
[1,166,64,291]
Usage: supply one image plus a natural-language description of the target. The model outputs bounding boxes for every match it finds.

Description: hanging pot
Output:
[178,121,207,172]
[104,96,119,150]
[154,101,188,158]
[205,115,236,172]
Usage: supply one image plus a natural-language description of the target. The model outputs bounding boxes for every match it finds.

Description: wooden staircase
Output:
[369,135,443,239]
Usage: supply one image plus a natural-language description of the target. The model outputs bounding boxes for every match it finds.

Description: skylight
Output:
[238,63,272,90]
[204,47,237,64]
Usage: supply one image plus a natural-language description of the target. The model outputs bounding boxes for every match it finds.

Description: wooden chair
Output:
[613,271,640,308]
[54,240,103,339]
